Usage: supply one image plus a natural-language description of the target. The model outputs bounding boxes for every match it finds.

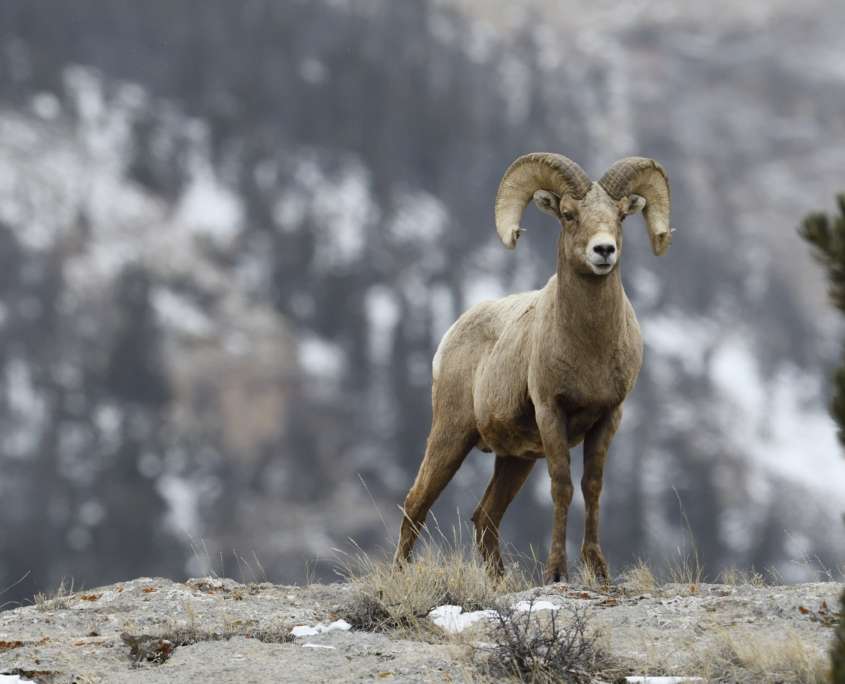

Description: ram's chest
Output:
[559,359,636,408]
[545,337,640,405]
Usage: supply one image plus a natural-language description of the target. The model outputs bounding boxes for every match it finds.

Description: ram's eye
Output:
[561,210,575,222]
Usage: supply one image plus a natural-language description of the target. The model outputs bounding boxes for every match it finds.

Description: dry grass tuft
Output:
[574,561,609,593]
[34,578,75,612]
[665,545,703,594]
[689,628,829,683]
[619,559,657,594]
[337,526,532,637]
[719,566,767,588]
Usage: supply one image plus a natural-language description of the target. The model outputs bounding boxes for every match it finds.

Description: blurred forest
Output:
[1,0,844,607]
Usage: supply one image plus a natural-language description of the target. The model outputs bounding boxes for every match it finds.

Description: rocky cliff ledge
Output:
[0,576,840,682]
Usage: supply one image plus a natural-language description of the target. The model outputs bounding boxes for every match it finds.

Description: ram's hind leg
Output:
[394,420,478,565]
[471,455,534,577]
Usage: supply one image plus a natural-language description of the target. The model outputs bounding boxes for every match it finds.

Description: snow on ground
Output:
[427,600,563,633]
[428,605,498,633]
[290,619,352,638]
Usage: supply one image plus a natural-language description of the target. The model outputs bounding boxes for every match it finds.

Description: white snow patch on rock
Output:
[290,619,352,638]
[302,643,336,650]
[428,605,498,633]
[513,600,560,613]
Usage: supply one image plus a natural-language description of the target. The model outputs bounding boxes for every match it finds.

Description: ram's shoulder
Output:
[431,289,541,378]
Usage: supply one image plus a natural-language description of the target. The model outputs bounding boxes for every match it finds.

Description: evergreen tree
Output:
[799,194,845,683]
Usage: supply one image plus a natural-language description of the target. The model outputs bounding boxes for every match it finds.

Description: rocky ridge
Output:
[0,576,840,682]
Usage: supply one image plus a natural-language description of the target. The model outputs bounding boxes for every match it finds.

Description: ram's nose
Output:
[592,243,616,259]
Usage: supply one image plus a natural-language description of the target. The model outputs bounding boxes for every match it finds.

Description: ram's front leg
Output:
[581,406,622,582]
[535,402,572,584]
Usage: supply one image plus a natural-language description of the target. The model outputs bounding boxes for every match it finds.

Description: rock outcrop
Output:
[1,576,841,682]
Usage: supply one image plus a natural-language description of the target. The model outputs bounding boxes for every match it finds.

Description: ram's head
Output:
[494,153,672,276]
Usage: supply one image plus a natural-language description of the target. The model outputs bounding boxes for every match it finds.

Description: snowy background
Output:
[1,0,844,606]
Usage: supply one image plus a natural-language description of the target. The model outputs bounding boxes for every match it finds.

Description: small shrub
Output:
[479,599,616,683]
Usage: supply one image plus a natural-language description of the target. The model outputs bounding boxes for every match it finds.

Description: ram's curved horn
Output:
[494,153,592,249]
[599,157,672,256]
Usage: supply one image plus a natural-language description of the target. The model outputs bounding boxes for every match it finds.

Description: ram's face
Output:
[535,184,645,276]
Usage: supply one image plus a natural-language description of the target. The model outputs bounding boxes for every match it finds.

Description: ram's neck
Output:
[554,248,627,351]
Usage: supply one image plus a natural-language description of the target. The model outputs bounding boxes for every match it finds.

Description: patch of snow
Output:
[31,92,61,120]
[710,338,765,421]
[298,334,346,379]
[365,285,401,365]
[513,600,560,613]
[302,643,336,649]
[464,274,505,307]
[94,404,122,442]
[498,54,532,125]
[290,619,351,638]
[388,190,448,247]
[711,338,845,499]
[174,164,242,247]
[643,313,717,375]
[428,605,498,633]
[311,164,377,270]
[273,191,308,232]
[157,475,201,536]
[429,283,455,341]
[0,675,35,684]
[632,266,661,308]
[64,66,105,123]
[153,289,213,337]
[3,359,47,458]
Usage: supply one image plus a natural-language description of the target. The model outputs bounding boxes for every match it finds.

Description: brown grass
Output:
[337,526,533,638]
[719,566,767,587]
[619,559,657,594]
[690,628,830,683]
[33,578,75,612]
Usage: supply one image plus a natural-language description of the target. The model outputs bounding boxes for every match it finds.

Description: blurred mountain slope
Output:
[0,0,843,605]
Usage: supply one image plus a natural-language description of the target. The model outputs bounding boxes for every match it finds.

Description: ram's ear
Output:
[624,194,647,215]
[532,189,561,219]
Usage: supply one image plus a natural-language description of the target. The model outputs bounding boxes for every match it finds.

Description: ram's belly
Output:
[476,404,604,457]
[477,410,543,457]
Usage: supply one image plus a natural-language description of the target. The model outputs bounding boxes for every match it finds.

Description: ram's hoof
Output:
[543,557,569,585]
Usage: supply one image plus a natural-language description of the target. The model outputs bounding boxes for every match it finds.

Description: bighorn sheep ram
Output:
[394,153,672,583]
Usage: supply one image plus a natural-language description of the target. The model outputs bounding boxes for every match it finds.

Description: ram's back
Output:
[430,285,545,420]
